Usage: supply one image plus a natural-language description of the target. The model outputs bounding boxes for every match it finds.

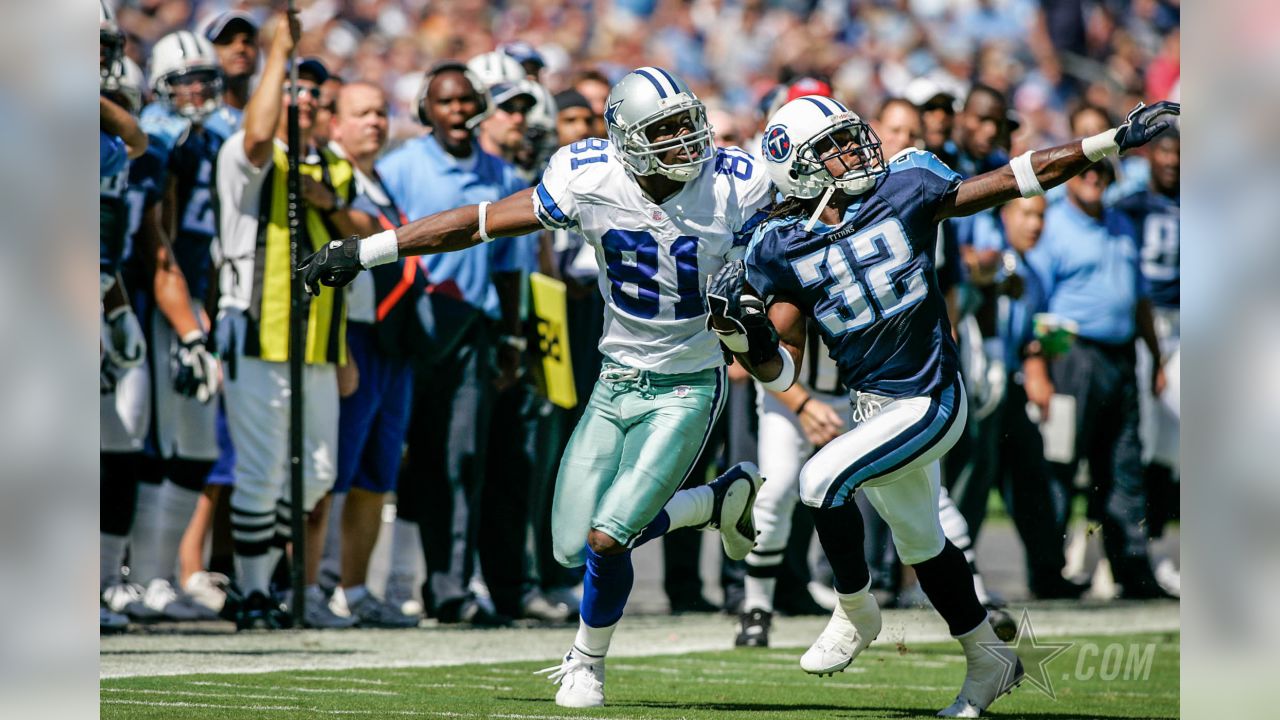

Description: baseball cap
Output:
[203,11,258,44]
[491,79,536,107]
[905,77,957,113]
[786,77,833,102]
[553,89,592,113]
[289,57,330,85]
[500,41,545,70]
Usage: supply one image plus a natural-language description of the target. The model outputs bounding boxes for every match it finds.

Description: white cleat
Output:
[537,649,606,708]
[937,622,1024,717]
[102,582,145,615]
[135,578,219,621]
[801,599,881,676]
[183,571,230,615]
[705,462,765,561]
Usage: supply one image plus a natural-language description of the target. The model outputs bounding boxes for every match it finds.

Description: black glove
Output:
[705,261,778,365]
[172,332,220,403]
[297,236,363,295]
[705,260,749,334]
[1115,101,1180,152]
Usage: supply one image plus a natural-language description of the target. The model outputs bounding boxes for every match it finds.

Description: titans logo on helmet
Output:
[764,125,792,162]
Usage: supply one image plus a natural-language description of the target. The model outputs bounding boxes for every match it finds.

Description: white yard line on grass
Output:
[102,699,628,720]
[101,604,1178,680]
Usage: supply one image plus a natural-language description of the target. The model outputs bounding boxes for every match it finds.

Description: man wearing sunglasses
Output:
[213,10,364,630]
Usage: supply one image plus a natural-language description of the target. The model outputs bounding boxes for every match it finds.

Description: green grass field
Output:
[101,631,1178,719]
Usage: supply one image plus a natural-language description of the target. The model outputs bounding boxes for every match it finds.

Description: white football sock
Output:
[234,547,282,596]
[743,575,776,613]
[320,492,346,584]
[127,481,163,583]
[837,581,880,630]
[155,481,201,580]
[663,486,713,530]
[101,533,129,588]
[388,517,422,581]
[573,618,618,658]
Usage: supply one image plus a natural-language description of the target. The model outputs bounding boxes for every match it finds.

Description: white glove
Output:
[102,305,147,369]
[172,330,220,403]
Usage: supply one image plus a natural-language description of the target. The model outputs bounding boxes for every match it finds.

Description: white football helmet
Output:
[100,0,125,92]
[467,51,525,89]
[149,31,224,123]
[115,57,145,115]
[761,95,886,200]
[519,80,560,172]
[604,67,714,181]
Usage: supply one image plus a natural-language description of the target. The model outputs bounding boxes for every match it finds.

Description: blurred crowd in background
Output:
[99,0,1179,635]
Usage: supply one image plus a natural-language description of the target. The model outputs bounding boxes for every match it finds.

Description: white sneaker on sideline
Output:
[297,585,357,629]
[102,583,145,614]
[333,587,420,628]
[801,599,881,676]
[183,571,230,614]
[136,578,218,621]
[537,649,605,708]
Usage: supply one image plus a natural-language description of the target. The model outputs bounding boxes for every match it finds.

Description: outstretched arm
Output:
[297,187,543,294]
[391,187,542,257]
[936,101,1180,221]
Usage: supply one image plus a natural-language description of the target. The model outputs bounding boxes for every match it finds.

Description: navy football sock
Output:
[580,543,635,628]
[812,500,872,594]
[630,510,671,548]
[913,540,988,636]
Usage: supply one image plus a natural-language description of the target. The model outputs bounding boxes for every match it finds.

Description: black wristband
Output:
[795,396,811,416]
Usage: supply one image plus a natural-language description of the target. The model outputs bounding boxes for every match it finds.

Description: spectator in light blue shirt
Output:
[1023,162,1171,599]
[372,62,530,627]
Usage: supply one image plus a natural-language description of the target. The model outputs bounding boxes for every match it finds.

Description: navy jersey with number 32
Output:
[745,150,962,398]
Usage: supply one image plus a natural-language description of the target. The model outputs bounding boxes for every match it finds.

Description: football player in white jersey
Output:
[300,67,772,708]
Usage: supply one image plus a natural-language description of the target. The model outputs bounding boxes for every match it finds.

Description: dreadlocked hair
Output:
[766,197,808,220]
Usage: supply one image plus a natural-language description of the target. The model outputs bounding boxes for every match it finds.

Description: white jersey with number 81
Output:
[533,139,774,374]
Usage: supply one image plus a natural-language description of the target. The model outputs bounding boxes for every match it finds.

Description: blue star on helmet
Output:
[604,100,622,127]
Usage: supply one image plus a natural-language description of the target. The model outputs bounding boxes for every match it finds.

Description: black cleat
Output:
[735,608,772,647]
[235,590,292,631]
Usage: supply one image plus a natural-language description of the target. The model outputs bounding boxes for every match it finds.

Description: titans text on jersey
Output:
[745,150,962,398]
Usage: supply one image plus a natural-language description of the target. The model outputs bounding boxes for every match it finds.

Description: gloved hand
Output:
[102,305,146,369]
[172,330,220,403]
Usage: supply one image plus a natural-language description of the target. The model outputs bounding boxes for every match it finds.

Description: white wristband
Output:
[1010,151,1044,198]
[759,346,796,393]
[359,229,399,268]
[1082,128,1119,162]
[477,201,494,243]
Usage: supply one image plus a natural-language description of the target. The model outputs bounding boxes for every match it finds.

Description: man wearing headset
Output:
[372,61,534,626]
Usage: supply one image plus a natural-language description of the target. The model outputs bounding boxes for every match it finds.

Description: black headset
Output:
[415,60,488,126]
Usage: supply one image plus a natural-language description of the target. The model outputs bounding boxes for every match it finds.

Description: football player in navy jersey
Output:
[1116,128,1180,593]
[707,95,1178,717]
[118,30,228,620]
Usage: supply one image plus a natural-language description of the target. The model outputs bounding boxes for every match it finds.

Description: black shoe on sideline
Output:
[735,608,772,647]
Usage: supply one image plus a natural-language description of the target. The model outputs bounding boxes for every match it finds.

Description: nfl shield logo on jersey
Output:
[764,125,792,162]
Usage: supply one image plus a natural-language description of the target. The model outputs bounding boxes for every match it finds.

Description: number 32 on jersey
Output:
[791,219,927,336]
